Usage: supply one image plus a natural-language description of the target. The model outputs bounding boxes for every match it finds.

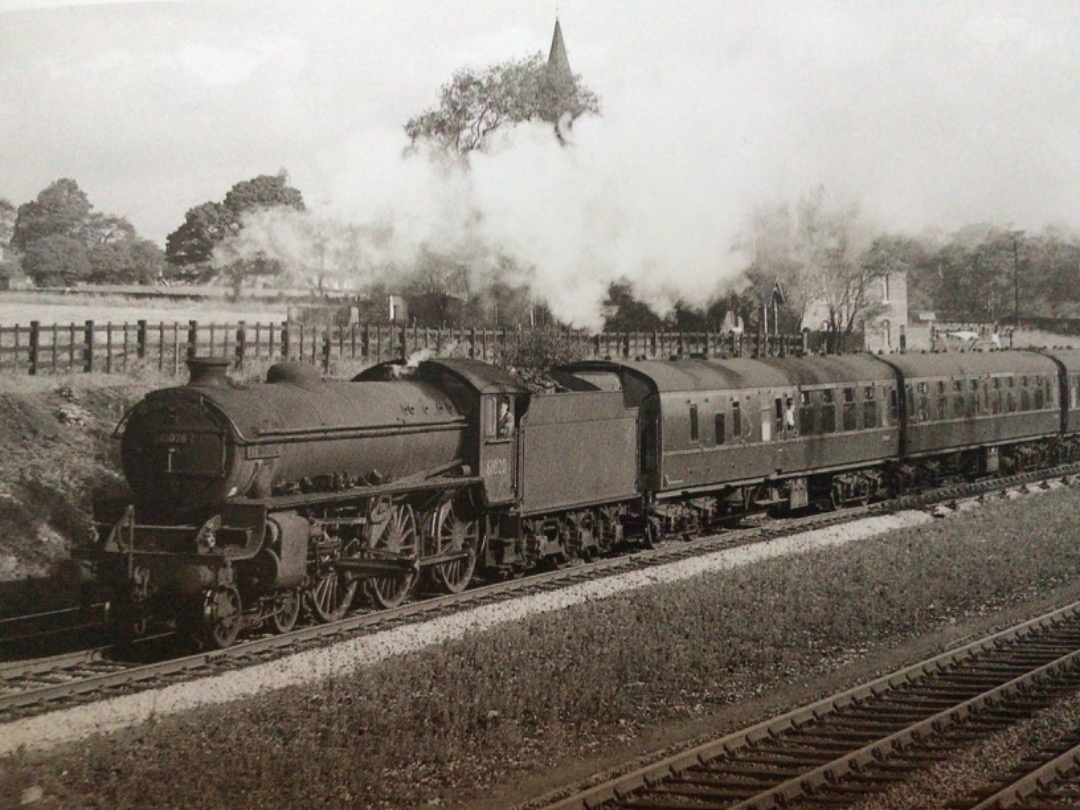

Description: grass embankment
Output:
[4,488,1080,809]
[0,374,159,588]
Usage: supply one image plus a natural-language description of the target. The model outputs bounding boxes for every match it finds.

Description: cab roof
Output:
[355,356,527,395]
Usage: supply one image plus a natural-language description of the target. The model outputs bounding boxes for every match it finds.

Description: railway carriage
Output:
[881,352,1062,483]
[561,355,901,522]
[1039,348,1080,445]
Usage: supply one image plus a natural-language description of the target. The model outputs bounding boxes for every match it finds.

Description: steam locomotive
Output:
[89,347,1080,647]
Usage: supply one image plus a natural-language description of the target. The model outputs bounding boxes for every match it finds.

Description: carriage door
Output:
[480,394,517,505]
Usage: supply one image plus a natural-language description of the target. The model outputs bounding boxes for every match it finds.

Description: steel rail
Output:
[963,740,1080,809]
[538,602,1080,810]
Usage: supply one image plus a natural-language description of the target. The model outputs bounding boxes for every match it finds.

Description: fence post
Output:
[137,320,148,360]
[281,321,290,359]
[172,323,180,376]
[399,326,408,360]
[322,330,332,372]
[29,321,40,376]
[236,321,247,370]
[187,320,198,360]
[84,320,95,373]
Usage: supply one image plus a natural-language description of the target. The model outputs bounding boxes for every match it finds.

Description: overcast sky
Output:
[2,1,1079,323]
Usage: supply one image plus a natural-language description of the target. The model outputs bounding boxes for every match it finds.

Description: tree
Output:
[165,172,305,280]
[11,179,163,286]
[0,198,14,278]
[165,202,233,268]
[11,179,92,251]
[741,187,889,346]
[0,198,14,249]
[88,236,165,284]
[21,234,91,286]
[602,281,663,332]
[405,53,599,157]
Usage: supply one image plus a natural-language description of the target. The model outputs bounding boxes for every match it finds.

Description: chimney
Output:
[186,356,232,388]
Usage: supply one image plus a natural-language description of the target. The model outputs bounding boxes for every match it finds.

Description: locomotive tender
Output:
[92,348,1080,647]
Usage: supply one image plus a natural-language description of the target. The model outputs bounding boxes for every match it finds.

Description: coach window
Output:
[732,401,742,440]
[821,389,836,433]
[1034,376,1045,410]
[799,391,814,434]
[1007,390,1017,413]
[689,404,700,443]
[889,388,899,423]
[1020,386,1031,412]
[714,411,725,445]
[952,389,965,418]
[863,386,877,427]
[842,387,857,431]
[906,385,916,422]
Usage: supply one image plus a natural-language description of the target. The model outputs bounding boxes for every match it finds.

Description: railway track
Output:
[2,464,1078,728]
[538,601,1080,810]
[952,732,1080,809]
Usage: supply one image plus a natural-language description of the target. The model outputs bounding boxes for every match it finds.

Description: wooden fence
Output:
[0,319,814,377]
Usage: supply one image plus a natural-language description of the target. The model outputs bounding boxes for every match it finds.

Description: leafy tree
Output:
[1024,230,1080,317]
[11,180,163,286]
[85,212,137,246]
[0,198,14,249]
[0,198,15,279]
[165,171,305,275]
[602,281,663,332]
[223,173,305,213]
[405,53,599,157]
[88,236,165,284]
[165,202,232,268]
[21,234,91,286]
[11,179,92,251]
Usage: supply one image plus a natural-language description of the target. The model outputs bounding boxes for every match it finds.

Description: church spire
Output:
[547,18,573,84]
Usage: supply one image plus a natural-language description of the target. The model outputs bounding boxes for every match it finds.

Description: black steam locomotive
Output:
[89,347,1080,647]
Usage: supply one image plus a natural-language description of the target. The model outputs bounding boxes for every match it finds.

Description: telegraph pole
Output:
[1012,234,1021,328]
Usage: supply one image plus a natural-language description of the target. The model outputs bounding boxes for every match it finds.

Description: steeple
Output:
[547,18,573,84]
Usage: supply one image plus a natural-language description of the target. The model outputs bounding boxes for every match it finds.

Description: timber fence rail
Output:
[0,320,814,377]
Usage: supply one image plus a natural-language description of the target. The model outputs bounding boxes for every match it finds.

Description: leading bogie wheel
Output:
[366,503,419,609]
[201,586,242,649]
[431,501,479,594]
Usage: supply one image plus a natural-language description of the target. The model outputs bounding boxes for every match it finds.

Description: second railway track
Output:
[1,465,1077,736]
[540,602,1080,810]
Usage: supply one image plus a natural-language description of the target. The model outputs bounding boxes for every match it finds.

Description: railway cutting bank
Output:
[4,483,1080,809]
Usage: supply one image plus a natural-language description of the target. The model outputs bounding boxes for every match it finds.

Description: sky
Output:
[1,0,1079,325]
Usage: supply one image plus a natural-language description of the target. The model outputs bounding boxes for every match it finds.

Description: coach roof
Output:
[754,354,895,386]
[881,350,1058,379]
[565,358,789,393]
